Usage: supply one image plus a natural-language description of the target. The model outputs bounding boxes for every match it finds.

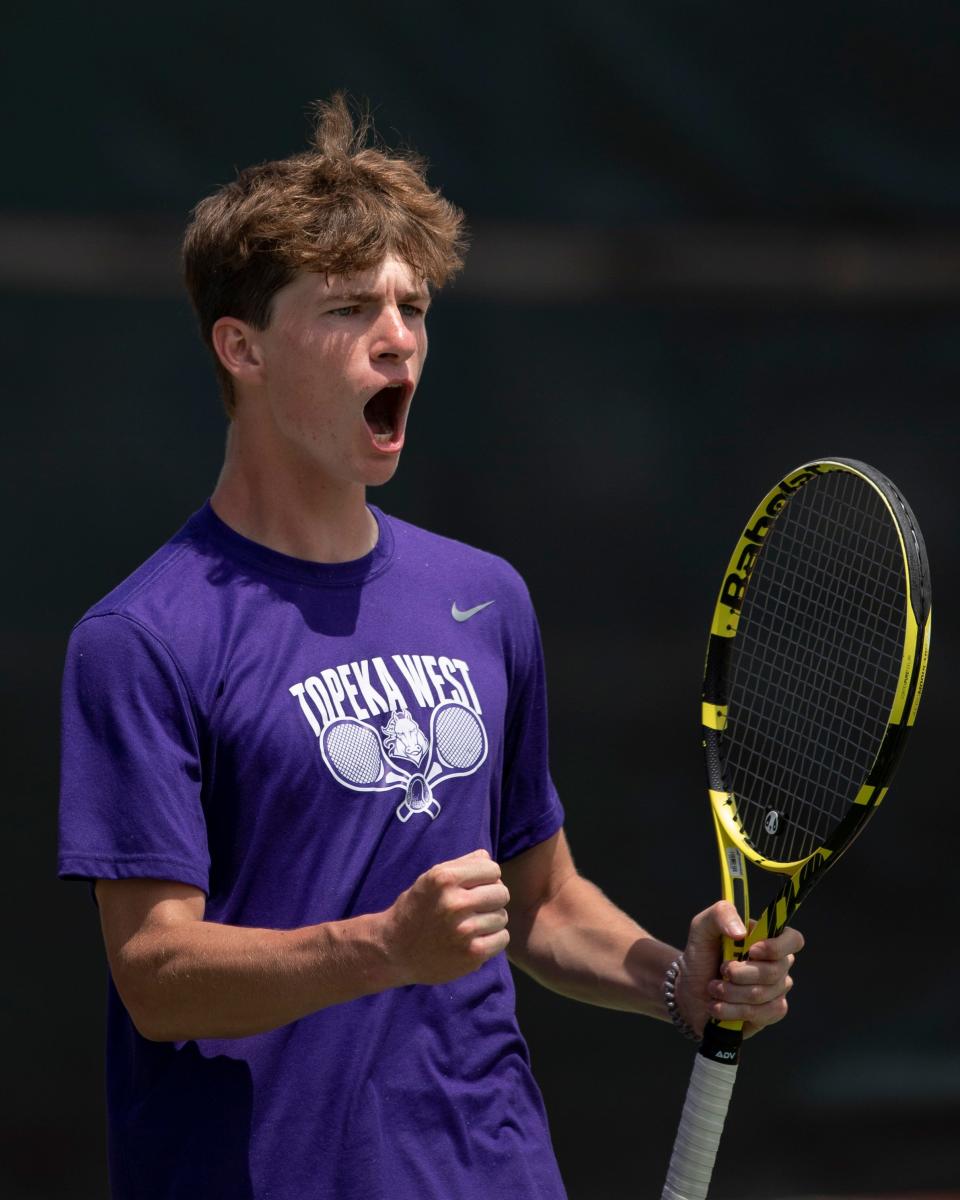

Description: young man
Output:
[58,97,802,1199]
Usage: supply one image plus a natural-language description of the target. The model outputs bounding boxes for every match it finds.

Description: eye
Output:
[328,305,359,317]
[400,303,426,318]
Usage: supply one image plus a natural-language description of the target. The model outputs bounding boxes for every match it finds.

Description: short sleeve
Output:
[497,588,565,862]
[58,613,210,891]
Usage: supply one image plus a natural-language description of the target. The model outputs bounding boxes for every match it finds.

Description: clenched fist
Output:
[384,849,511,986]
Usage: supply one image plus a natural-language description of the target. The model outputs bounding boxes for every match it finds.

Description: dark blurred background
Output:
[5,3,958,1197]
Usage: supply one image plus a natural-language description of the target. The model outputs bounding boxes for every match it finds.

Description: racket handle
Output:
[661,1026,742,1200]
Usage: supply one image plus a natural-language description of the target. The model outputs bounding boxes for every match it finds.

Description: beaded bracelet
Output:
[663,954,701,1043]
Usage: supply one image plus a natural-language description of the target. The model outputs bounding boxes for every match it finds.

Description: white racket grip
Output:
[661,1053,738,1200]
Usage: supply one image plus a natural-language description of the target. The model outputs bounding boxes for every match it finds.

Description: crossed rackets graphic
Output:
[319,700,488,822]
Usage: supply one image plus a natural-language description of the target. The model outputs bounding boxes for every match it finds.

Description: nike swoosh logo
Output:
[451,600,495,622]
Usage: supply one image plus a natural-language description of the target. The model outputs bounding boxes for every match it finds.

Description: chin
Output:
[360,453,403,488]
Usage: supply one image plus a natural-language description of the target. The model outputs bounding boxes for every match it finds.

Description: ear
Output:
[211,316,265,386]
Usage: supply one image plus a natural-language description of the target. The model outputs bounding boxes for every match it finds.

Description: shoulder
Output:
[381,511,543,683]
[76,508,209,627]
[383,510,534,611]
[66,507,229,693]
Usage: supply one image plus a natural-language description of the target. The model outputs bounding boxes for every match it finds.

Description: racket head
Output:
[320,717,405,793]
[428,701,488,778]
[702,458,931,874]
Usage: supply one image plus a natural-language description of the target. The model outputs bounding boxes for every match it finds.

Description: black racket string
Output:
[722,471,906,862]
[730,478,902,860]
[727,473,904,859]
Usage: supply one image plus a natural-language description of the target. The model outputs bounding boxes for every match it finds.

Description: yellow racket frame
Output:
[701,459,932,1011]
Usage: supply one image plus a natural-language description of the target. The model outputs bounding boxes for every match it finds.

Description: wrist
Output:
[318,910,404,996]
[362,909,407,991]
[663,954,701,1042]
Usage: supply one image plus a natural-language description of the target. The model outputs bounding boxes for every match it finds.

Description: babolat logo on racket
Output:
[319,700,488,823]
[719,465,829,616]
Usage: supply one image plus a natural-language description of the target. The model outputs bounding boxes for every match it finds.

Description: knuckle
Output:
[706,902,726,925]
[689,908,711,938]
[761,998,788,1024]
[430,866,455,890]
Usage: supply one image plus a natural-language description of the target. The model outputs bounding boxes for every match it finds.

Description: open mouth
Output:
[363,384,409,450]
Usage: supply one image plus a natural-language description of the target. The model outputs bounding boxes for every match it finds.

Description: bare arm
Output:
[502,829,801,1036]
[502,829,675,1016]
[97,848,510,1042]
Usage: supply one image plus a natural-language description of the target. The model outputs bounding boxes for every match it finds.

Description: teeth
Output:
[364,385,404,445]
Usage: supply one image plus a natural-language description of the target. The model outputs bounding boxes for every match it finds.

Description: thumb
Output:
[690,900,746,946]
[471,848,490,858]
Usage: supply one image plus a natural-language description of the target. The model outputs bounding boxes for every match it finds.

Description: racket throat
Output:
[396,775,440,822]
[712,815,751,961]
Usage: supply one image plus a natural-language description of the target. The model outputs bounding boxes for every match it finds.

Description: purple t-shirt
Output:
[58,503,567,1200]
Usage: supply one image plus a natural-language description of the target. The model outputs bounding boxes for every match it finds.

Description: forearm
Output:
[508,873,677,1020]
[117,911,396,1042]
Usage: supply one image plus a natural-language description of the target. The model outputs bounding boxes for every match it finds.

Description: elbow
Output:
[112,983,169,1043]
[125,980,182,1042]
[110,941,183,1043]
[119,984,193,1043]
[110,949,254,1042]
[131,1012,173,1043]
[114,983,172,1042]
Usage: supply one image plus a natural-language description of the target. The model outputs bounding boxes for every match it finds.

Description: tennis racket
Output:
[661,458,931,1200]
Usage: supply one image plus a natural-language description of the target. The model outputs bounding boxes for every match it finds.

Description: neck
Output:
[210,421,379,564]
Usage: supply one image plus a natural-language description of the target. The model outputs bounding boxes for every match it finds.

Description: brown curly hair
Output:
[182,94,468,413]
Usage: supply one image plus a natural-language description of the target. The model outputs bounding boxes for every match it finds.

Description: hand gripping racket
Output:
[661,458,931,1200]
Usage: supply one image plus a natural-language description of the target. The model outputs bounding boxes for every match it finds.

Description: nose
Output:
[372,304,417,362]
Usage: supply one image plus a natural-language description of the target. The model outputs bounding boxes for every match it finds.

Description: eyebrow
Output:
[322,289,431,305]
